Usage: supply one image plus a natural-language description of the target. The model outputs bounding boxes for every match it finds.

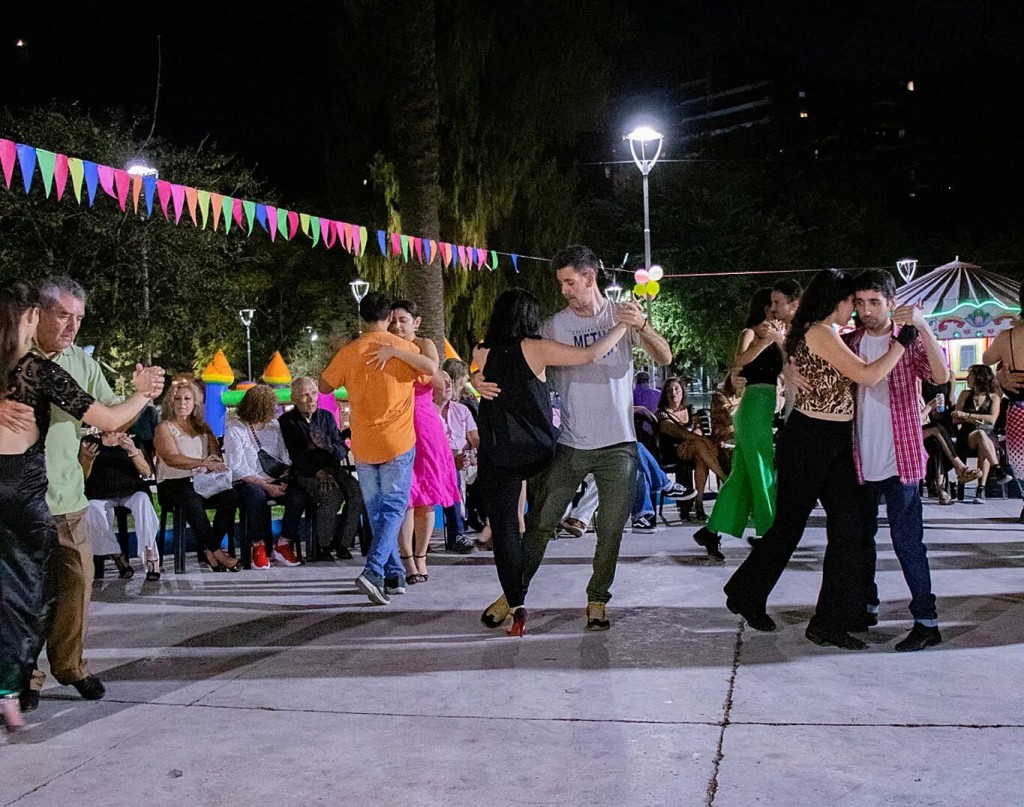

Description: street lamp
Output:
[238,308,255,382]
[624,126,664,320]
[349,278,370,333]
[605,281,627,303]
[127,162,158,363]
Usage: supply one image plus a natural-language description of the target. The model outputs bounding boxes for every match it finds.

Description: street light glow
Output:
[625,126,663,142]
[127,163,159,177]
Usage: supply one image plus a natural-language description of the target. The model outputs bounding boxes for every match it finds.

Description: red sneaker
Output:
[272,543,300,567]
[251,543,270,570]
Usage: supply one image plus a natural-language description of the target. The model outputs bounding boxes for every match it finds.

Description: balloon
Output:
[633,269,649,284]
[646,280,661,297]
[633,282,648,298]
[648,265,664,281]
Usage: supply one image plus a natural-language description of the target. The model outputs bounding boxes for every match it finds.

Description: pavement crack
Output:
[706,617,744,806]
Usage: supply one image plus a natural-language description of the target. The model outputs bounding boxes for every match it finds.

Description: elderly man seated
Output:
[279,377,364,560]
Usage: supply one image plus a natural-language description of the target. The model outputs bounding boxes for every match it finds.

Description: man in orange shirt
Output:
[319,292,435,605]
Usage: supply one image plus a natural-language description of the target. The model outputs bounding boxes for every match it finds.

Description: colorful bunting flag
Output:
[0,139,15,188]
[53,153,68,200]
[16,144,36,194]
[68,158,84,203]
[36,149,56,198]
[82,161,99,205]
[113,169,130,211]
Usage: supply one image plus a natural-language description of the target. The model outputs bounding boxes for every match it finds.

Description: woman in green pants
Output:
[693,288,784,559]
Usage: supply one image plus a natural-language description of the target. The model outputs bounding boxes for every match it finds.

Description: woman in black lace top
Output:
[0,281,161,732]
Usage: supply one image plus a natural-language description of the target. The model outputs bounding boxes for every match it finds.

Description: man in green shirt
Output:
[11,278,164,709]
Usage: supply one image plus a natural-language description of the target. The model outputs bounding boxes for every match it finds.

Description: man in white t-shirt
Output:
[844,269,949,652]
[485,245,672,631]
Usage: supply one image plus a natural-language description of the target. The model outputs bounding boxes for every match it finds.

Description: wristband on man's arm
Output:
[896,325,918,347]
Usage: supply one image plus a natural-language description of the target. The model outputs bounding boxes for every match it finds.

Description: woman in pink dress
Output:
[390,301,461,583]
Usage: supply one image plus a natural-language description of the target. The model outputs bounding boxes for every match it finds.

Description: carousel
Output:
[896,257,1021,392]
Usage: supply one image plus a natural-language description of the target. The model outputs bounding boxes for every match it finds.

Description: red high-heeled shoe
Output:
[507,607,527,637]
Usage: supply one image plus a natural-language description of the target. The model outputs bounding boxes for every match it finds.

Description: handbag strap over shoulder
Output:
[248,424,264,451]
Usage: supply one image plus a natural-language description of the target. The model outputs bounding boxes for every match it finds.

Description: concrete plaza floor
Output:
[3,496,1023,806]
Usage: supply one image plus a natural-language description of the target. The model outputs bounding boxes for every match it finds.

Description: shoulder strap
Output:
[248,423,264,450]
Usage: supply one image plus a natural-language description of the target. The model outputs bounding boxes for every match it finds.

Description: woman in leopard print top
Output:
[725,268,912,650]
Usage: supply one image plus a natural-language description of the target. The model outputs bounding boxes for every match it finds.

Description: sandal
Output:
[956,467,983,484]
[414,553,428,582]
[144,548,161,581]
[113,554,135,580]
[937,490,953,505]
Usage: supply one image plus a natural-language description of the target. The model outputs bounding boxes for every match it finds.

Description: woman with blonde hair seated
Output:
[223,384,296,569]
[154,378,239,571]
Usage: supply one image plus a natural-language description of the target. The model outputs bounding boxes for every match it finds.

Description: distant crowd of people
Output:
[3,252,1024,733]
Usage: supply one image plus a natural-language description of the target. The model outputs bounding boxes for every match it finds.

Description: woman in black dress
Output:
[474,289,628,636]
[0,281,161,732]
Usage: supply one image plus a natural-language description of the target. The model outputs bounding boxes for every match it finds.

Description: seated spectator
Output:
[224,384,297,569]
[633,371,661,451]
[279,376,364,561]
[154,378,239,572]
[656,376,727,520]
[921,394,982,504]
[953,364,1002,503]
[79,430,161,580]
[631,442,694,532]
[436,367,479,554]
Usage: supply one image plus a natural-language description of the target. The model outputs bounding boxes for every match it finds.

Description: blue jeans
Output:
[859,477,937,623]
[632,441,670,518]
[356,447,415,582]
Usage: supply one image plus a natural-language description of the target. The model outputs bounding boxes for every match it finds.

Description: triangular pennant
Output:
[276,207,289,240]
[196,189,211,228]
[310,216,321,247]
[334,221,347,251]
[441,242,451,267]
[341,222,353,252]
[299,212,310,236]
[490,250,498,270]
[184,186,199,225]
[143,174,157,217]
[426,240,436,265]
[170,183,185,223]
[157,180,172,220]
[96,164,115,198]
[232,198,244,229]
[266,205,278,240]
[287,210,299,240]
[244,200,258,234]
[68,158,84,203]
[53,153,69,200]
[131,174,142,213]
[221,196,234,234]
[358,226,368,256]
[82,160,99,205]
[511,253,519,273]
[457,245,467,268]
[16,144,36,194]
[378,229,388,256]
[390,232,401,257]
[209,192,223,231]
[36,149,56,198]
[321,217,336,248]
[0,139,15,188]
[400,234,410,262]
[113,169,131,211]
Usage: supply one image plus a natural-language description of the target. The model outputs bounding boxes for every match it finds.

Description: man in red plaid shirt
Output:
[844,269,949,652]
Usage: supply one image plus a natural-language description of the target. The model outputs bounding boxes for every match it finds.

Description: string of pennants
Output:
[0,137,524,273]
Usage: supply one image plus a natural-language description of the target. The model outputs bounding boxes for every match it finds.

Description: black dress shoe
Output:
[693,527,725,561]
[844,613,879,631]
[317,548,336,562]
[334,544,353,560]
[804,624,866,650]
[726,597,777,632]
[19,689,39,712]
[71,675,106,700]
[894,623,942,652]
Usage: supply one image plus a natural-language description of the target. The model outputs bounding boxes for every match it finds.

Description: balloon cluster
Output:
[633,265,664,299]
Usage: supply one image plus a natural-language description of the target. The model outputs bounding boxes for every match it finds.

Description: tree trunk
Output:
[387,0,445,350]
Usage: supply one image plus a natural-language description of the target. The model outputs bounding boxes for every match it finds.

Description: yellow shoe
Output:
[481,594,510,628]
[586,601,610,632]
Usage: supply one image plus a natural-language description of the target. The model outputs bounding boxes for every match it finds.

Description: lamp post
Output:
[349,278,370,333]
[238,308,255,382]
[622,124,663,317]
[127,162,158,363]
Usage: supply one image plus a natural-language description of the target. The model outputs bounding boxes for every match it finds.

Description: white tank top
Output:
[156,422,209,482]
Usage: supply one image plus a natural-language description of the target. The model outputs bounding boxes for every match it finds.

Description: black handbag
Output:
[249,425,290,480]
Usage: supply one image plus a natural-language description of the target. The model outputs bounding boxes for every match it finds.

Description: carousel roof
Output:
[897,258,1019,318]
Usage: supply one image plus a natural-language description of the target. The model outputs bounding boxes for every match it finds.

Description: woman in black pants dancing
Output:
[0,281,161,731]
[474,289,627,636]
[723,269,915,649]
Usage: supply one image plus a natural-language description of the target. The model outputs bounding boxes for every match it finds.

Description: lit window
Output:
[798,91,806,98]
[909,192,916,198]
[898,128,906,138]
[907,80,915,92]
[799,111,809,119]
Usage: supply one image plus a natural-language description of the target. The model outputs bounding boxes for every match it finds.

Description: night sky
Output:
[4,2,1023,213]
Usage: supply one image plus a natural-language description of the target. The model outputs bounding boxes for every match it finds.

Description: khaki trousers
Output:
[31,508,93,689]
